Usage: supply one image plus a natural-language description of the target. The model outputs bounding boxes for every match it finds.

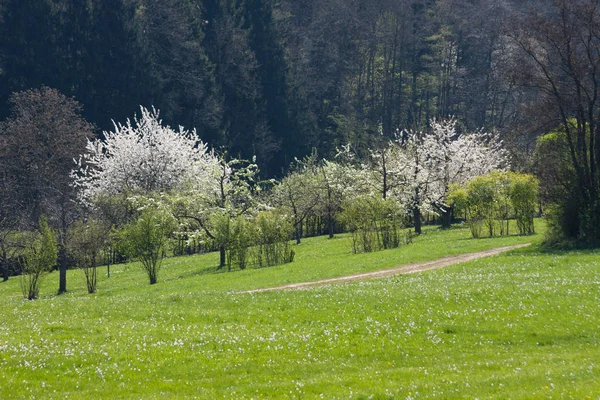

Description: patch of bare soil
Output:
[241,243,531,294]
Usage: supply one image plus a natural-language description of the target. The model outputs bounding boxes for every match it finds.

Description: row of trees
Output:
[0,85,515,297]
[67,107,507,286]
[3,0,597,246]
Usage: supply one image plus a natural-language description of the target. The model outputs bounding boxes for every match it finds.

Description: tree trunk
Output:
[441,207,452,229]
[107,248,111,278]
[219,246,226,268]
[1,258,8,282]
[58,245,67,294]
[414,207,422,235]
[295,227,301,245]
[328,211,334,239]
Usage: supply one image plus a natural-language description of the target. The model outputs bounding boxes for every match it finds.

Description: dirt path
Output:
[242,243,531,294]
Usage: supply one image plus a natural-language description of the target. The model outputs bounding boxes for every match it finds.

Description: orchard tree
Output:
[421,119,507,227]
[72,106,223,270]
[316,159,362,238]
[172,153,259,267]
[271,154,322,244]
[68,218,109,293]
[0,87,93,294]
[20,217,58,300]
[397,119,506,233]
[365,138,412,201]
[73,106,214,204]
[115,199,176,285]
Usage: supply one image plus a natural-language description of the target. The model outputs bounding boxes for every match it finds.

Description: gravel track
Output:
[241,243,531,294]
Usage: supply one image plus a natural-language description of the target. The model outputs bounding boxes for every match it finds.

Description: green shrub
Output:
[510,173,538,235]
[339,196,406,254]
[227,216,255,270]
[462,175,496,238]
[115,204,176,284]
[450,172,539,238]
[253,210,295,268]
[212,210,295,270]
[19,217,58,300]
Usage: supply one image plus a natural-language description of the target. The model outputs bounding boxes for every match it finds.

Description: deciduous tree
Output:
[20,217,58,300]
[0,87,93,293]
[507,0,600,243]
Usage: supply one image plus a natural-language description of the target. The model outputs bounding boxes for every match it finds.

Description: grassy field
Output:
[1,221,599,398]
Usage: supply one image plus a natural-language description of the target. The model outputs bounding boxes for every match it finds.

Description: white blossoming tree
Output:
[316,159,364,238]
[73,106,215,205]
[423,119,507,227]
[364,141,413,201]
[72,107,220,278]
[388,119,507,233]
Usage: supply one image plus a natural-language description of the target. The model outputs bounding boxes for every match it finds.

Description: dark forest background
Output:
[0,0,546,175]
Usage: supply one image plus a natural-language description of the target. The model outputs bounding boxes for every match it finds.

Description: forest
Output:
[0,0,558,174]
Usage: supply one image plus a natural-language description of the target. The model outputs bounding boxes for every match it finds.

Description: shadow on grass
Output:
[176,264,226,280]
[535,245,600,255]
[455,232,536,241]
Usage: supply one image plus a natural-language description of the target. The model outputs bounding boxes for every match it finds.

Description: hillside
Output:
[1,222,599,398]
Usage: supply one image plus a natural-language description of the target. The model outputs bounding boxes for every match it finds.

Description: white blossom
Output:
[72,106,217,205]
[391,118,508,215]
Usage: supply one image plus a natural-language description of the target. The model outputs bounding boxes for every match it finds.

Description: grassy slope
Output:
[0,221,599,398]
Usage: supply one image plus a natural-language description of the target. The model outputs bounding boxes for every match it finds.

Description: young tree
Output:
[338,195,406,254]
[270,155,321,244]
[449,175,496,238]
[509,173,538,235]
[316,160,360,238]
[253,210,295,268]
[115,201,176,285]
[20,217,58,300]
[449,172,539,238]
[68,219,109,294]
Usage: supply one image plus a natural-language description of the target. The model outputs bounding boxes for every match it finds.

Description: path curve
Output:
[241,243,531,294]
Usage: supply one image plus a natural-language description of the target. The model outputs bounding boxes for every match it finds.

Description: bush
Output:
[68,219,109,293]
[338,196,406,254]
[449,172,539,238]
[115,204,176,284]
[253,210,295,268]
[212,210,295,270]
[226,215,255,271]
[510,174,538,235]
[20,217,58,300]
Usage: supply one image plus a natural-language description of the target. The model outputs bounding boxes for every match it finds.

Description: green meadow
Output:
[1,221,599,399]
